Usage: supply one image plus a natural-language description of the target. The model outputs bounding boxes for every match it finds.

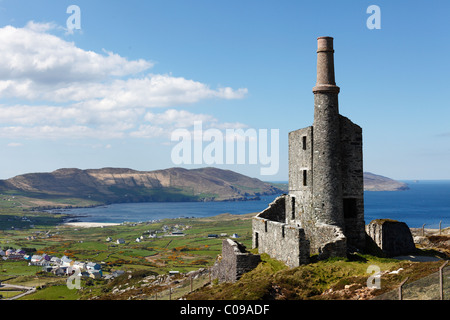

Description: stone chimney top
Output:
[313,36,340,94]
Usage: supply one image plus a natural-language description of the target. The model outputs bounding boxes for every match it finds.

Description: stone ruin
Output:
[211,37,416,283]
[211,239,261,283]
[366,219,416,257]
[252,36,365,265]
[251,36,416,267]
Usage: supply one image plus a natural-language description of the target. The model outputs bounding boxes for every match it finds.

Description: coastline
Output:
[63,222,121,228]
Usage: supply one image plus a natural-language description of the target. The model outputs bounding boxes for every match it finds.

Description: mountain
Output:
[363,172,409,191]
[0,168,407,209]
[0,167,282,208]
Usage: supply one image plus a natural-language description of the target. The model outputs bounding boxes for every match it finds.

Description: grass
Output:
[186,252,446,300]
[3,209,447,300]
[21,284,81,300]
[1,212,254,292]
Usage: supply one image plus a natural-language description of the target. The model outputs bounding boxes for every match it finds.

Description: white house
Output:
[116,238,125,244]
[30,255,42,264]
[106,237,112,242]
[86,262,101,271]
[50,257,61,265]
[61,255,73,267]
[73,261,86,270]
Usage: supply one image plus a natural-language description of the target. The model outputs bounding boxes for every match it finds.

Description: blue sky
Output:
[0,0,449,181]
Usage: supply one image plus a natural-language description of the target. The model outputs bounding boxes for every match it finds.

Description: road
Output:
[0,283,36,300]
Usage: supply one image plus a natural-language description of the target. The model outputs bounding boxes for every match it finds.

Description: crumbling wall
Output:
[314,223,347,259]
[257,194,286,222]
[212,239,261,283]
[253,201,310,267]
[366,219,416,257]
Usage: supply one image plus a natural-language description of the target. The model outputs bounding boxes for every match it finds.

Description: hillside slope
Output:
[0,167,282,207]
[363,172,409,191]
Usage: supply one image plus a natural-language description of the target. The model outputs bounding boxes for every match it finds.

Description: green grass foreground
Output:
[1,209,448,300]
[186,252,446,300]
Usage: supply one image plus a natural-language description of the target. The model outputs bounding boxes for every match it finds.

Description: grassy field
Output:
[20,284,80,300]
[2,207,448,301]
[0,210,255,299]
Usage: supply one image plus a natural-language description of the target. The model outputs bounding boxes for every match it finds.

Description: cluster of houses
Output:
[103,223,195,244]
[106,237,125,244]
[0,248,27,260]
[103,224,239,244]
[1,248,102,279]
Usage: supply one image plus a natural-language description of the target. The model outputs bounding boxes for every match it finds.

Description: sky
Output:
[0,0,449,181]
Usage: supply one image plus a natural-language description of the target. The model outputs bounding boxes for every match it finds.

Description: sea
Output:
[62,180,450,229]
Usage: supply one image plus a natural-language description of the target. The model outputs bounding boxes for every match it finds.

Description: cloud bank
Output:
[0,22,248,140]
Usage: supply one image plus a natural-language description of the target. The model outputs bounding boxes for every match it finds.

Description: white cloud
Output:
[0,23,152,84]
[0,22,248,140]
[7,142,22,147]
[144,109,216,127]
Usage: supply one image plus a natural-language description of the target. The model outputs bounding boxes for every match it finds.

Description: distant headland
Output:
[0,167,407,209]
[363,172,409,191]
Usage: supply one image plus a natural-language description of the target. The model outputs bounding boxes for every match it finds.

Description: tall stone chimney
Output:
[312,36,343,227]
[313,36,340,94]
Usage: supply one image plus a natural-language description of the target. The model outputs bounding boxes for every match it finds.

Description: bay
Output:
[62,180,450,229]
[364,180,450,229]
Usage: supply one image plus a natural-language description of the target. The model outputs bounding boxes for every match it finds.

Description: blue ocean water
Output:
[364,180,450,228]
[63,180,450,229]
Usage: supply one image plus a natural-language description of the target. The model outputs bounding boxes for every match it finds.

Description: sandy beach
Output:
[63,222,121,228]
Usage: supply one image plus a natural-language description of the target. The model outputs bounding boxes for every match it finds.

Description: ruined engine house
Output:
[252,37,365,266]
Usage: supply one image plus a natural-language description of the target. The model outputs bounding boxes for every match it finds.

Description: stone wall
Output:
[339,115,365,250]
[212,239,261,283]
[365,219,416,257]
[253,197,310,268]
[314,222,347,259]
[288,127,314,228]
[257,194,286,222]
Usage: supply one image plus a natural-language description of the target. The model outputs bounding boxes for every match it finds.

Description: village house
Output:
[30,254,42,265]
[61,255,73,267]
[89,270,102,279]
[86,262,101,271]
[50,256,61,265]
[2,248,26,260]
[170,231,185,236]
[51,267,67,276]
[73,261,87,270]
[104,270,125,280]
